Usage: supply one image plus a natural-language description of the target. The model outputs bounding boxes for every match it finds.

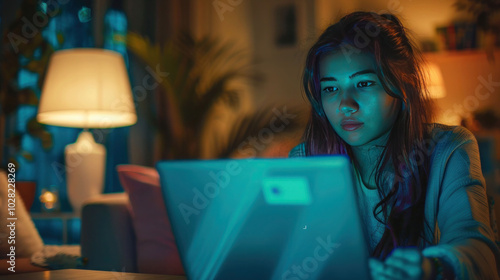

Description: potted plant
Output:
[127,32,301,160]
[0,0,60,167]
[1,0,62,207]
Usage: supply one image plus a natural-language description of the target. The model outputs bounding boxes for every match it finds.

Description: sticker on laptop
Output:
[262,177,312,205]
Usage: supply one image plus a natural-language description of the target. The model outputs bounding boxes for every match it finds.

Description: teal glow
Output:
[262,177,312,205]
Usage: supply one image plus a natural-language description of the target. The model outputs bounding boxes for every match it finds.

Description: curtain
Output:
[2,0,132,213]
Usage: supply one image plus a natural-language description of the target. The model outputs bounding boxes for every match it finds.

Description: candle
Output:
[40,188,59,212]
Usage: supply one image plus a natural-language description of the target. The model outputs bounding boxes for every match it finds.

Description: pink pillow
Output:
[117,165,184,275]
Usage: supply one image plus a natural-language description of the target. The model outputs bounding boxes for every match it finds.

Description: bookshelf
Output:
[424,48,500,61]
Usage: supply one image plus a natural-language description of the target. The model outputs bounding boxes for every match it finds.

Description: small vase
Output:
[16,181,36,212]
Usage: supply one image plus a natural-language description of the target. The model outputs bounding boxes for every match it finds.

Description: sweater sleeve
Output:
[422,129,500,279]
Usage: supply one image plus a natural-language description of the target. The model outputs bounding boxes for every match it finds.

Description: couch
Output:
[80,192,138,272]
[80,164,185,275]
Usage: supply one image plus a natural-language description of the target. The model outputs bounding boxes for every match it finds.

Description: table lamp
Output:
[37,48,137,213]
[424,62,446,99]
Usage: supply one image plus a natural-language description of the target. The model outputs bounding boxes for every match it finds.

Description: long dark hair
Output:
[302,12,435,259]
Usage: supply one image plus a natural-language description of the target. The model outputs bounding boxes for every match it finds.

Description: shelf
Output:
[31,212,81,245]
[424,49,500,61]
[30,212,79,219]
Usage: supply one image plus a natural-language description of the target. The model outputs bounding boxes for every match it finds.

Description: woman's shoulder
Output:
[426,123,477,149]
[288,142,306,157]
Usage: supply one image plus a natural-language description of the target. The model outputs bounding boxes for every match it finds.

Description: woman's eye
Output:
[357,81,375,87]
[322,86,338,93]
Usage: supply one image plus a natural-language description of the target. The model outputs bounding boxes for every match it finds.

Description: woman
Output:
[290,12,500,279]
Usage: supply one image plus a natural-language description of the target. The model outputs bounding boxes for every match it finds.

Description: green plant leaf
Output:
[213,107,302,159]
[20,151,34,162]
[6,134,23,150]
[26,117,53,150]
[18,88,39,105]
[57,32,65,45]
[39,130,53,150]
[127,31,260,159]
[8,158,20,170]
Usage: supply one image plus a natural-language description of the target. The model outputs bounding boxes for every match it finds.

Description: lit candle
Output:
[40,189,59,211]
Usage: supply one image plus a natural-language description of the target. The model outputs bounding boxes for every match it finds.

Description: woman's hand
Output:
[369,248,434,280]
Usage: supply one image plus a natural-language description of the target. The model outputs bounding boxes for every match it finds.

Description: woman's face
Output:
[319,50,401,149]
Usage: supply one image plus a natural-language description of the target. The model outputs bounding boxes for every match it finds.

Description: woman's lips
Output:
[341,123,363,131]
[340,120,363,131]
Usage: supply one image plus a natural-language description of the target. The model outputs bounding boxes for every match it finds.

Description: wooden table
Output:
[1,269,187,279]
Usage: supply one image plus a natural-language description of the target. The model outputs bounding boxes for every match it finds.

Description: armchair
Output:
[80,193,138,272]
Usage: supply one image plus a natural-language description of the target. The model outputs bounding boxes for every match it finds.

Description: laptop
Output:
[156,156,371,280]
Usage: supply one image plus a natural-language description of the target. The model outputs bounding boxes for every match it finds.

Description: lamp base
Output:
[65,131,105,214]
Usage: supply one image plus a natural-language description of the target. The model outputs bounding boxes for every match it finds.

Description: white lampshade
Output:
[37,48,136,213]
[37,48,137,128]
[423,62,446,99]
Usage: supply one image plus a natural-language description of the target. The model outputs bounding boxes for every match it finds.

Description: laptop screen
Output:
[157,157,371,280]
